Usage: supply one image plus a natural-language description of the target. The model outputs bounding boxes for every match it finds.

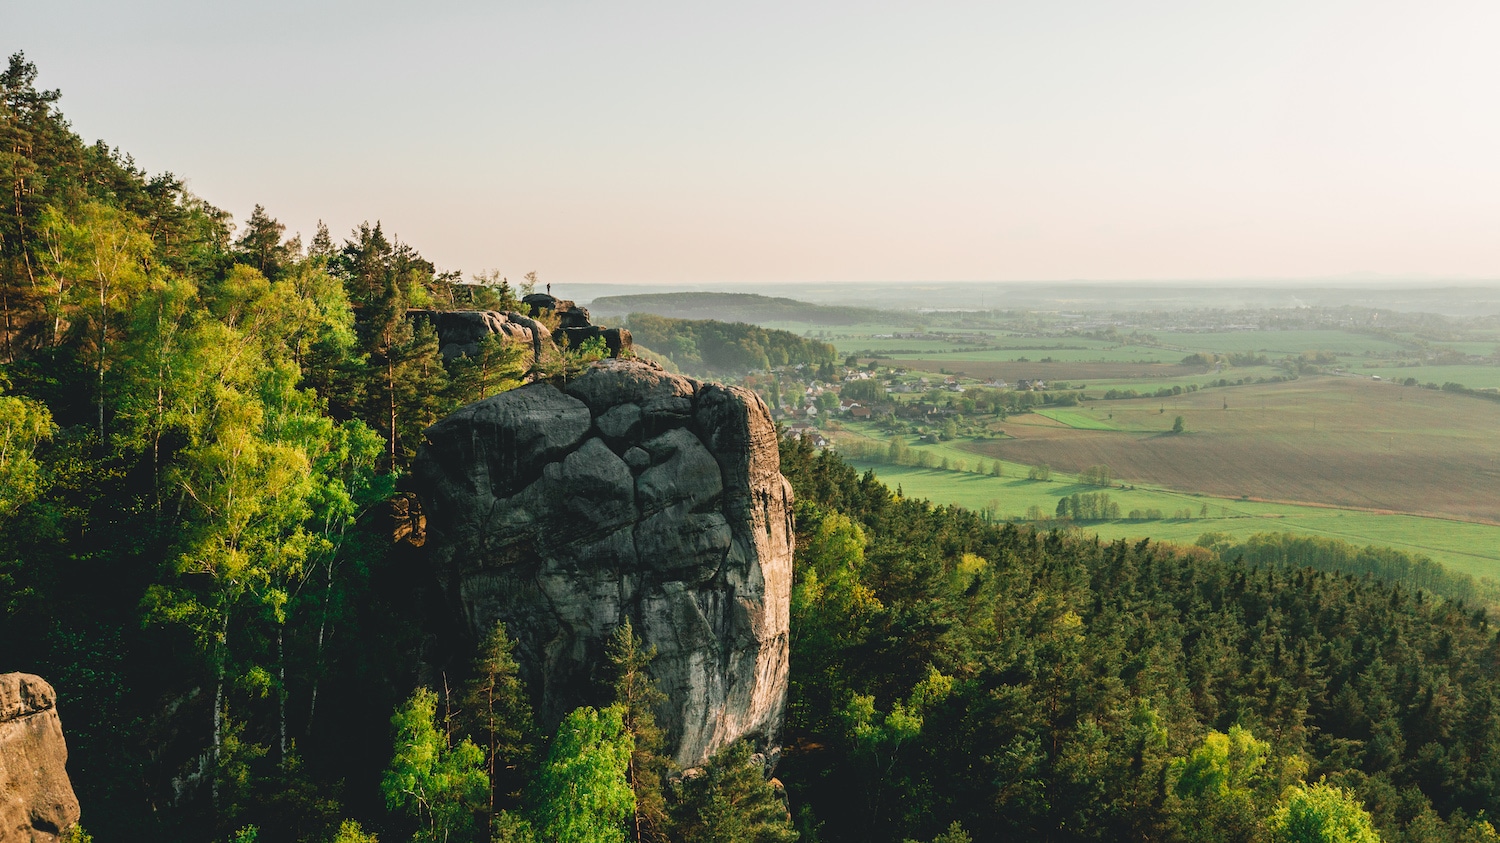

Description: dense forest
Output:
[622,312,836,375]
[779,439,1500,843]
[7,51,1500,843]
[590,292,905,327]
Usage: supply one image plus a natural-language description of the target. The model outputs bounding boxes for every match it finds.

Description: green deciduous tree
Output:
[383,687,489,843]
[0,377,54,515]
[1267,783,1380,843]
[1168,726,1280,843]
[37,201,152,438]
[531,706,635,843]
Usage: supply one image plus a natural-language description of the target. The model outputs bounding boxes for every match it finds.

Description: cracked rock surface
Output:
[0,674,80,843]
[412,359,792,768]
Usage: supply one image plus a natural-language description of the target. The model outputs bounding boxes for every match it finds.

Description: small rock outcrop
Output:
[411,359,792,768]
[0,674,80,843]
[411,297,632,368]
[409,309,555,366]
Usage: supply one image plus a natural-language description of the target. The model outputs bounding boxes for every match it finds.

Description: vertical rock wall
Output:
[0,674,80,843]
[411,359,792,768]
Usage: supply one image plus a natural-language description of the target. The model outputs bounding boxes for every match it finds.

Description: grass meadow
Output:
[830,372,1500,580]
[843,460,1500,581]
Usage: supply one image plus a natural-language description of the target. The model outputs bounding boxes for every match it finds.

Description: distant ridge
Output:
[586,291,910,326]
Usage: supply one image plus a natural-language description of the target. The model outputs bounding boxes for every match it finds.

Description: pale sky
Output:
[7,1,1500,284]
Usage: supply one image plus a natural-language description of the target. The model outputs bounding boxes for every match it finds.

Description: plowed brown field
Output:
[964,376,1500,523]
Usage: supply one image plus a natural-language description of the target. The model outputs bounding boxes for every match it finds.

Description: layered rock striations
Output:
[411,359,792,768]
[0,674,80,843]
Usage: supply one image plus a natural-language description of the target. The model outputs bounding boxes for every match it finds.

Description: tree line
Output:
[624,312,836,374]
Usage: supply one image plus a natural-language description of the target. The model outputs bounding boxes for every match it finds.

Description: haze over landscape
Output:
[9,0,1500,284]
[11,4,1500,843]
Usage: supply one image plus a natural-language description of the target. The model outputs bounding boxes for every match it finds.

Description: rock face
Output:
[0,674,80,843]
[410,309,553,366]
[412,359,792,768]
[411,304,633,366]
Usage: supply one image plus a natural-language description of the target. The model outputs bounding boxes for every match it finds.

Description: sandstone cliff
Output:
[411,359,792,768]
[0,674,80,843]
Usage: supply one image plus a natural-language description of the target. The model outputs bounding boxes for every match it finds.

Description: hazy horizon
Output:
[9,1,1500,285]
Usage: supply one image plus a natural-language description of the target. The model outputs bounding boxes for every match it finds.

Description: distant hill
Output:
[626,313,836,374]
[587,292,908,326]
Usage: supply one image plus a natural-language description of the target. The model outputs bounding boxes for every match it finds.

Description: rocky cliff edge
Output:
[0,674,80,843]
[411,359,792,768]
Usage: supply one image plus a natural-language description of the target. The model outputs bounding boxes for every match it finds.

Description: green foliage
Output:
[901,823,970,843]
[1079,464,1112,486]
[446,330,526,407]
[776,436,1500,843]
[605,620,672,843]
[382,688,489,843]
[1167,726,1301,843]
[328,819,379,843]
[589,292,900,327]
[840,379,885,403]
[1208,532,1500,608]
[461,621,537,839]
[1055,492,1119,521]
[530,705,635,843]
[1172,415,1186,433]
[1268,783,1381,843]
[668,742,798,843]
[625,312,835,374]
[0,383,55,514]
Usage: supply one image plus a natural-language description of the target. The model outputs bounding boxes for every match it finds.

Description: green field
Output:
[1352,364,1500,389]
[790,316,1500,585]
[842,459,1500,582]
[880,344,1182,363]
[1162,329,1413,355]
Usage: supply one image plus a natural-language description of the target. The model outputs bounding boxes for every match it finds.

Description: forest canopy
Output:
[624,312,836,374]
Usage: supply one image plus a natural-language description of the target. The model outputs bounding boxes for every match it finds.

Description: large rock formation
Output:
[0,674,80,843]
[412,359,792,768]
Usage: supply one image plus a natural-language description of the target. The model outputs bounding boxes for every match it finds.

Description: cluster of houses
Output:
[890,375,971,394]
[772,364,1049,449]
[781,424,830,449]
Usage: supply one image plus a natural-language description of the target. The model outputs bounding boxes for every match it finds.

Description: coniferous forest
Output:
[6,52,1500,843]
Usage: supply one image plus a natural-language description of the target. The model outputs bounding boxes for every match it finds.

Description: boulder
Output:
[0,674,80,843]
[412,359,792,768]
[555,326,632,358]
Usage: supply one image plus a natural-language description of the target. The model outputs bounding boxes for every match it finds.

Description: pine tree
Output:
[606,620,672,843]
[668,742,798,843]
[232,205,295,280]
[462,622,537,839]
